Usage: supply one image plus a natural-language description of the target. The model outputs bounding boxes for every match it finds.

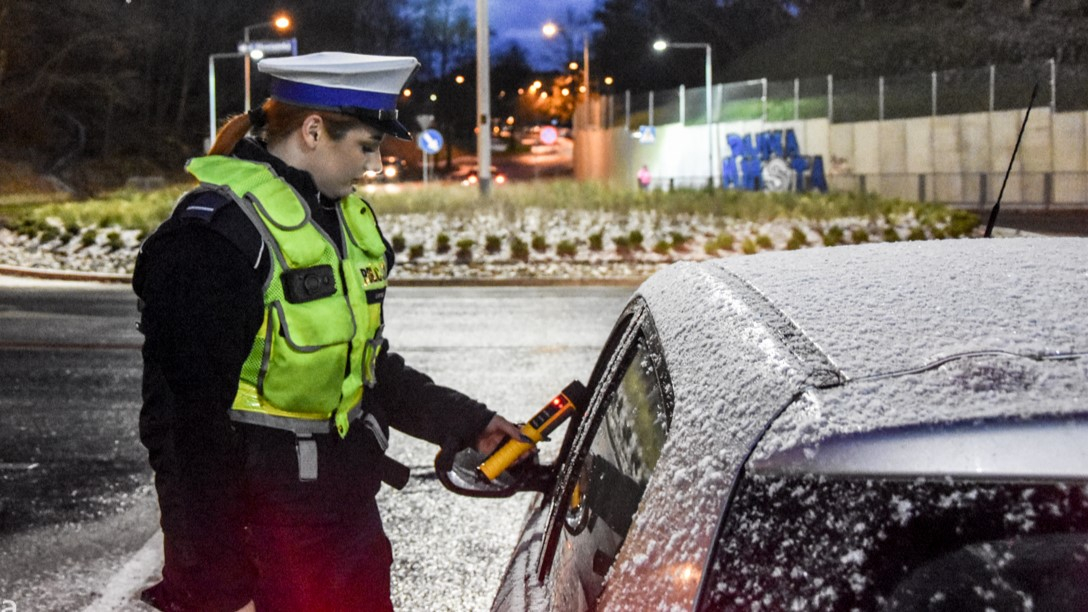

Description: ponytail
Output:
[208,104,270,156]
[208,99,361,156]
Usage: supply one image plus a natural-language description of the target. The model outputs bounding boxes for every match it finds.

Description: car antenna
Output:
[985,82,1039,238]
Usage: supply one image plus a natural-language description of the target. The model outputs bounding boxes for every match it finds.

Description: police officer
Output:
[134,52,525,611]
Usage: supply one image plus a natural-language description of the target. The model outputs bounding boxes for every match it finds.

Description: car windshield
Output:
[701,474,1088,611]
[700,353,1088,611]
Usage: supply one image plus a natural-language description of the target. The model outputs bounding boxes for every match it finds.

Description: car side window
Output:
[551,331,671,609]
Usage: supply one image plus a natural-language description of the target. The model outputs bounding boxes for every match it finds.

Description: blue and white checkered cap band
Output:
[269,77,398,115]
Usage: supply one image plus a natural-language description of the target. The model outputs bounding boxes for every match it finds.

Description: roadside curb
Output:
[0,264,646,287]
[386,276,644,287]
[80,530,163,612]
[0,264,131,283]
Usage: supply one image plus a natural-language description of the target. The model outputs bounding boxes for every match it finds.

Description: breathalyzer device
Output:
[476,380,589,482]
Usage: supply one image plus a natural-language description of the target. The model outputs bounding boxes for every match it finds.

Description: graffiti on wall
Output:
[722,129,828,193]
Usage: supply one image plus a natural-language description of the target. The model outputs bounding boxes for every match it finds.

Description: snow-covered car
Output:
[438,237,1088,611]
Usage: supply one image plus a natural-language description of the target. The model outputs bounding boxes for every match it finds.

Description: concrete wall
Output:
[577,108,1088,205]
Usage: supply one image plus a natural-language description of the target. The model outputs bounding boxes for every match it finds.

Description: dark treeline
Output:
[717,0,1088,80]
[1,0,1084,191]
[596,0,1088,90]
[0,0,418,187]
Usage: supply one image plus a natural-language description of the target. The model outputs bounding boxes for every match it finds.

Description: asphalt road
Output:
[0,278,633,610]
[996,208,1088,236]
[0,282,144,533]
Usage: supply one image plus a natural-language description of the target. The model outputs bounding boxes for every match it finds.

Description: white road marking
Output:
[80,530,163,612]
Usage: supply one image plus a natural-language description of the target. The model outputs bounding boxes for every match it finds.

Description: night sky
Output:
[471,0,594,69]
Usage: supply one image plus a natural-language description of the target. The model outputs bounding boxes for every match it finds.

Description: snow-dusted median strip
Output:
[0,263,131,283]
[80,530,162,612]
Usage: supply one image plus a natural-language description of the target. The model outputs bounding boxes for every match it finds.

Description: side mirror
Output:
[435,446,557,498]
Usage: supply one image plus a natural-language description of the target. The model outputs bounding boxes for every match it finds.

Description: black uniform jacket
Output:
[133,139,495,610]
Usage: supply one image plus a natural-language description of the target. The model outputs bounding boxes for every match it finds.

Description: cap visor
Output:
[382,119,412,141]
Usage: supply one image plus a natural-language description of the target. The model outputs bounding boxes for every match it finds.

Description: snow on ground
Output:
[0,208,975,281]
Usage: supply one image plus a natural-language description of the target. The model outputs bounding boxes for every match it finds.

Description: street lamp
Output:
[542,21,590,104]
[243,13,292,110]
[654,39,714,188]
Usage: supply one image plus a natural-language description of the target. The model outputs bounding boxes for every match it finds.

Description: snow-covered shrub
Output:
[823,225,845,247]
[786,227,809,250]
[510,236,529,262]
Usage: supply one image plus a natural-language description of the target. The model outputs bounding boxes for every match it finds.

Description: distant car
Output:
[459,165,507,187]
[362,155,406,183]
[438,237,1088,611]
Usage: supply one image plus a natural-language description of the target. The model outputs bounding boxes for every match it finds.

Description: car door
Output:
[535,297,674,611]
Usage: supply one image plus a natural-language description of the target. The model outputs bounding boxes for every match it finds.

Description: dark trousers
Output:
[244,429,394,612]
[148,510,393,612]
[249,508,394,612]
[144,423,394,611]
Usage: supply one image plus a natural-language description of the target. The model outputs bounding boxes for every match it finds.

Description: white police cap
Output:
[258,52,420,140]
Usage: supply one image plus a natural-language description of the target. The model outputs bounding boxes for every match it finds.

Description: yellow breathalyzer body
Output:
[477,380,588,481]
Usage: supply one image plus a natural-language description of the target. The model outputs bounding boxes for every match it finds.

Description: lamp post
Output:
[475,0,491,197]
[208,51,245,150]
[242,14,291,110]
[542,22,590,104]
[654,40,714,188]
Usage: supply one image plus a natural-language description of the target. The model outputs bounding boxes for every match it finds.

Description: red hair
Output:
[208,100,363,156]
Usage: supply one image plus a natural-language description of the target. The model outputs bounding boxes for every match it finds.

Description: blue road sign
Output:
[638,125,656,144]
[418,129,444,154]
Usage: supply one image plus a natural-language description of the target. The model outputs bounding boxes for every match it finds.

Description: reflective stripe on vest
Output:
[186,156,387,439]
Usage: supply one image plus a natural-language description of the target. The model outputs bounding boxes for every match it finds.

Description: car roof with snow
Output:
[635,233,1088,413]
[602,237,1088,610]
[719,237,1085,377]
[636,235,1088,473]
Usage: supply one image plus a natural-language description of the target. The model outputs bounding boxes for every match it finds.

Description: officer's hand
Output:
[474,414,528,455]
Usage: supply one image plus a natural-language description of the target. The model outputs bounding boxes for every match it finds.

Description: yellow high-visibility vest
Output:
[187,155,387,439]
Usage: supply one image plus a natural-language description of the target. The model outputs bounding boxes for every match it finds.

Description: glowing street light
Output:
[654,39,714,188]
[455,74,465,84]
[542,21,590,103]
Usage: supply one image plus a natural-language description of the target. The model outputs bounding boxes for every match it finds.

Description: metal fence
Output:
[598,59,1085,129]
